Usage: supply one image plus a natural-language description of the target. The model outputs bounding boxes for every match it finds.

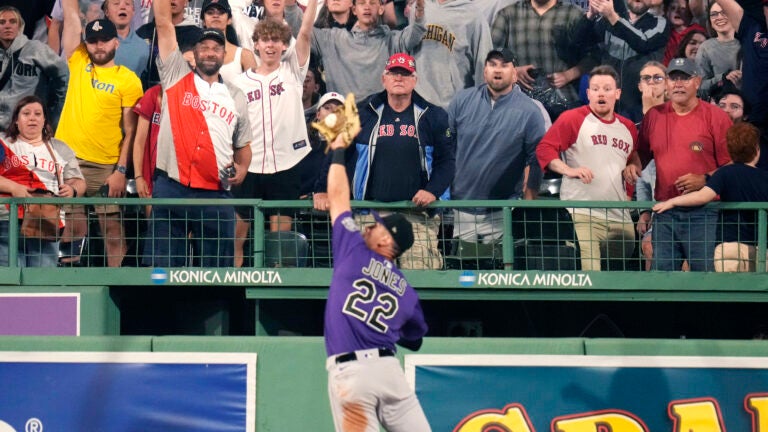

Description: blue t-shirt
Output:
[707,163,768,244]
[324,211,428,357]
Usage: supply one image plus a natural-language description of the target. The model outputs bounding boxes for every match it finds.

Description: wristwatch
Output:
[115,165,127,175]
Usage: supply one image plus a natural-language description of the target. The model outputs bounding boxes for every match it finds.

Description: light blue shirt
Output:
[115,30,150,82]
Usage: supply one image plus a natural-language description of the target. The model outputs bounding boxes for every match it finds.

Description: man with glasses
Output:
[627,57,732,271]
[716,89,750,123]
[341,53,454,269]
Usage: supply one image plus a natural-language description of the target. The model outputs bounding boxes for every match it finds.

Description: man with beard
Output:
[448,48,545,243]
[56,0,143,267]
[145,0,252,267]
[574,0,670,122]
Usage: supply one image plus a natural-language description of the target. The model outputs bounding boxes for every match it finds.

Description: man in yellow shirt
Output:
[56,0,143,267]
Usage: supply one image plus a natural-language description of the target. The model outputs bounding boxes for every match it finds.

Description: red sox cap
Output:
[385,53,416,74]
[317,92,345,108]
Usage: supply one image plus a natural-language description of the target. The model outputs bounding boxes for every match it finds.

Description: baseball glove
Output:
[311,93,361,152]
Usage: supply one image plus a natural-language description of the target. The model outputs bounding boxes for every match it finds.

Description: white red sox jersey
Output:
[155,49,252,191]
[537,105,638,222]
[0,135,83,220]
[233,42,311,174]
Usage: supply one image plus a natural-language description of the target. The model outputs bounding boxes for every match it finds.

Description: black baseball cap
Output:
[372,212,414,256]
[197,28,226,45]
[84,19,117,42]
[201,0,232,15]
[667,57,700,77]
[485,48,516,64]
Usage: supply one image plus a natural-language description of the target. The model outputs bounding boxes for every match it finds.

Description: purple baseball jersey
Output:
[324,211,428,357]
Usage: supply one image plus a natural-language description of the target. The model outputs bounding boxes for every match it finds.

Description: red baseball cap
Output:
[385,53,416,73]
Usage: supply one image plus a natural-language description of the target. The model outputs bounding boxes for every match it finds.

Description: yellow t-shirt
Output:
[55,45,144,164]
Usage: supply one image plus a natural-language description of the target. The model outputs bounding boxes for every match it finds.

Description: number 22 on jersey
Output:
[343,278,399,333]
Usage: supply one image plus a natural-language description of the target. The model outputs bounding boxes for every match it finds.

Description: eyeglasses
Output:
[640,74,665,83]
[709,11,725,17]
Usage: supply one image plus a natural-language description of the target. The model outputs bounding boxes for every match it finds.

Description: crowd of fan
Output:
[0,0,766,270]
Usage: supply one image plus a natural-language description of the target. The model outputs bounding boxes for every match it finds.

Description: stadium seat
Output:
[264,231,309,268]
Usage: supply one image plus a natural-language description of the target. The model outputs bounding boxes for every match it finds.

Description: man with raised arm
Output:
[147,0,252,267]
[57,0,143,267]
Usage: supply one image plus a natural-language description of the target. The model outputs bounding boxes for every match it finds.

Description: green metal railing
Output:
[1,197,767,299]
[2,198,768,272]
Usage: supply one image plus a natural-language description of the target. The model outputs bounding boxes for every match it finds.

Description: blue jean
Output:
[0,220,59,267]
[652,207,717,271]
[146,175,235,267]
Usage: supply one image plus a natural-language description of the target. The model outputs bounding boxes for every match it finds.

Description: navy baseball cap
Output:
[667,57,700,76]
[84,19,117,42]
[201,0,232,15]
[485,48,516,64]
[372,211,414,256]
[197,28,226,45]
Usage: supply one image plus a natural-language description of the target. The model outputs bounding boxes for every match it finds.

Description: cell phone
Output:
[99,184,110,197]
[219,166,236,191]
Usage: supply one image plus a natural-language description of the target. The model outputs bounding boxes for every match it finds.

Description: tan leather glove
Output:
[311,93,360,152]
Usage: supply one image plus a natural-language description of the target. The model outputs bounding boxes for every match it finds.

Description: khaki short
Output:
[63,159,121,215]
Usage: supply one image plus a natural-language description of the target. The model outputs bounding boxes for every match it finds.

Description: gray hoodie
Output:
[412,0,492,108]
[0,34,69,131]
[312,18,427,100]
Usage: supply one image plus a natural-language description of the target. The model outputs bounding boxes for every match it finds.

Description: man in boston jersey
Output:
[148,0,252,267]
[537,65,639,271]
[324,120,431,431]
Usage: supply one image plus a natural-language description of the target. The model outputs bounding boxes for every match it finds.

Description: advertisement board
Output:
[0,352,256,432]
[406,355,768,432]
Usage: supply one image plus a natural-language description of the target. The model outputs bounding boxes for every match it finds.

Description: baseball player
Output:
[322,98,431,432]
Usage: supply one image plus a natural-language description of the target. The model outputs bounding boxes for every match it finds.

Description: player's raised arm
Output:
[153,0,178,62]
[324,95,360,225]
[327,135,351,226]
